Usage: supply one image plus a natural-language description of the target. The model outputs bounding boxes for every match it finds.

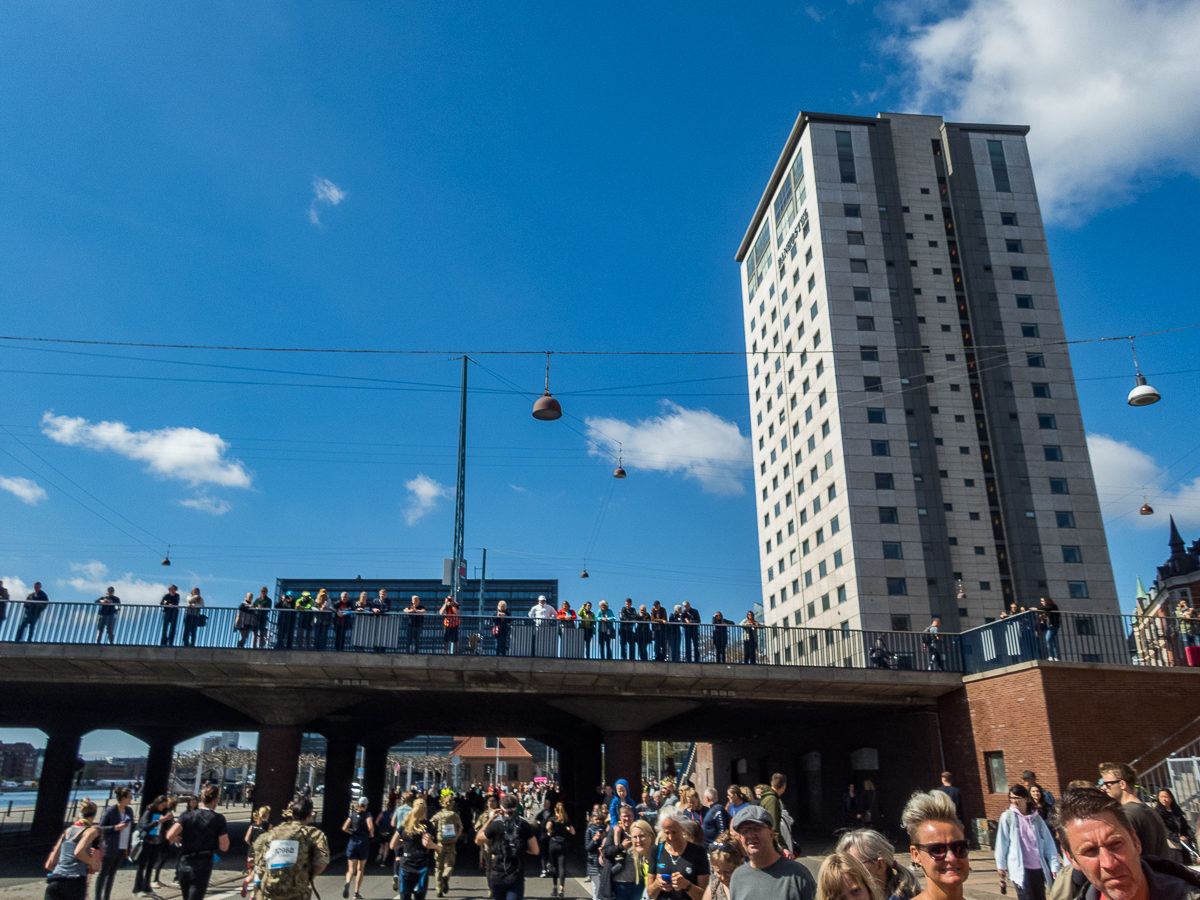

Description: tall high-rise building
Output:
[736,112,1117,635]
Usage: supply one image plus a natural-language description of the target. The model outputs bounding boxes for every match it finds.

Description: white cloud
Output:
[509,484,528,494]
[403,473,450,525]
[309,177,347,225]
[584,401,751,495]
[1,576,29,600]
[895,0,1200,221]
[62,561,169,605]
[1087,433,1200,529]
[0,475,47,505]
[179,493,232,515]
[806,5,827,21]
[42,412,251,489]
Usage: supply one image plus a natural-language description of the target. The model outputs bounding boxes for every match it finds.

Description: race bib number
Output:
[441,823,456,838]
[265,840,299,869]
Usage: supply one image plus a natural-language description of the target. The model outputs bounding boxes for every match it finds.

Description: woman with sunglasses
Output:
[900,791,971,900]
[994,784,1059,900]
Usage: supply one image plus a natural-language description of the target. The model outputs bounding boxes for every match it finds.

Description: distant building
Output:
[450,736,533,788]
[201,733,239,753]
[1132,517,1200,665]
[93,757,147,782]
[0,742,40,781]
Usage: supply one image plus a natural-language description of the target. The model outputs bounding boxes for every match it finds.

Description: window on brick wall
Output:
[985,751,1008,794]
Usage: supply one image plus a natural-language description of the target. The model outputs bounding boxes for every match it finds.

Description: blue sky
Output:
[3,1,1200,755]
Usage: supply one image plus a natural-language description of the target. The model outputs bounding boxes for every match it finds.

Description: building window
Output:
[808,274,816,291]
[861,346,878,361]
[819,390,827,406]
[1038,414,1057,429]
[890,615,911,632]
[1022,323,1040,338]
[985,751,1008,793]
[1007,239,1024,253]
[847,231,865,245]
[875,473,894,489]
[830,513,839,532]
[959,446,971,455]
[1027,353,1045,367]
[1002,212,1018,226]
[484,737,499,749]
[854,287,871,302]
[871,441,890,457]
[974,546,986,556]
[857,316,876,331]
[1056,511,1076,528]
[879,507,899,524]
[818,561,828,578]
[868,408,886,424]
[1012,267,1029,281]
[887,578,908,596]
[836,131,857,183]
[1016,294,1034,309]
[850,259,869,274]
[805,569,813,587]
[1062,546,1083,563]
[844,203,860,217]
[834,550,843,567]
[1068,581,1090,599]
[1032,383,1051,398]
[1050,478,1069,495]
[883,542,903,559]
[1044,446,1063,461]
[767,567,774,581]
[864,377,882,392]
[988,140,1011,192]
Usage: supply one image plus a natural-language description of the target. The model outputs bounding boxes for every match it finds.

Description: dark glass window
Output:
[1001,213,1017,226]
[1007,240,1024,252]
[1062,546,1083,563]
[836,131,857,184]
[857,316,875,331]
[1044,446,1063,461]
[1050,478,1069,495]
[875,473,894,489]
[882,542,903,559]
[864,376,883,392]
[871,441,891,456]
[878,507,899,524]
[1016,294,1034,309]
[1032,383,1051,398]
[854,287,872,302]
[867,408,886,424]
[887,578,908,596]
[1038,414,1057,429]
[988,140,1011,192]
[860,347,879,361]
[1056,511,1076,528]
[848,231,865,245]
[1022,323,1040,338]
[844,203,861,217]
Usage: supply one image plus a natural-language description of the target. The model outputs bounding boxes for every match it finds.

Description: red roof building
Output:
[450,737,533,787]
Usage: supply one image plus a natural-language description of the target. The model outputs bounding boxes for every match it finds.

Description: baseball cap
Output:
[1021,770,1037,780]
[731,805,774,831]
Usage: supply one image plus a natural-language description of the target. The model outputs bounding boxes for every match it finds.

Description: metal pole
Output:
[451,356,468,609]
[496,738,501,788]
[477,549,487,618]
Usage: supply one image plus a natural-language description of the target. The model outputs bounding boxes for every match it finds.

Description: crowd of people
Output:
[37,759,1200,900]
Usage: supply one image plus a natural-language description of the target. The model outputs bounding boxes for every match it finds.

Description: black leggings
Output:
[134,843,160,892]
[95,852,124,900]
[46,876,88,900]
[548,843,567,887]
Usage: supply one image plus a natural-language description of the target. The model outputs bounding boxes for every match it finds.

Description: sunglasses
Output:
[914,840,970,860]
[1100,780,1121,787]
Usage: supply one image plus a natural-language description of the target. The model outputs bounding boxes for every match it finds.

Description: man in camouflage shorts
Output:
[429,792,463,898]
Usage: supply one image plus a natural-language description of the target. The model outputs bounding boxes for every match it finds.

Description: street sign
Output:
[452,755,461,765]
[442,558,467,586]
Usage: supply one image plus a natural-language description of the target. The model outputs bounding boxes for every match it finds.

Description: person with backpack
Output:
[430,792,463,898]
[44,798,103,900]
[342,798,375,900]
[476,793,539,900]
[166,784,229,900]
[249,796,328,900]
[95,785,134,900]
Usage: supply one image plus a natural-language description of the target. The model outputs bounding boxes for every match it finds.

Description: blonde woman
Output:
[183,588,204,647]
[648,808,709,900]
[44,798,103,900]
[901,792,970,900]
[701,832,745,900]
[392,798,438,900]
[817,852,883,900]
[836,829,921,900]
[547,801,577,898]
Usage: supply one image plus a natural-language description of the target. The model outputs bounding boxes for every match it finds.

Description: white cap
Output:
[538,595,547,602]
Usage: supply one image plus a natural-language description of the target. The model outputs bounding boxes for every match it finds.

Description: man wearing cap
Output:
[1022,770,1055,810]
[430,792,462,898]
[528,595,556,657]
[729,805,815,900]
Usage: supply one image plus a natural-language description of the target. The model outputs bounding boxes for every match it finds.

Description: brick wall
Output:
[940,661,1200,823]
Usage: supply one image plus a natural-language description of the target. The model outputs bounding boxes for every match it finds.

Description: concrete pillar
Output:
[603,730,641,801]
[321,735,357,851]
[255,726,302,825]
[565,730,603,837]
[362,740,389,817]
[140,734,177,813]
[32,730,83,842]
[802,751,821,829]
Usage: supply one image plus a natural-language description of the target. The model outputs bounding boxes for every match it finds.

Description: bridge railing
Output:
[0,602,963,671]
[959,609,1199,674]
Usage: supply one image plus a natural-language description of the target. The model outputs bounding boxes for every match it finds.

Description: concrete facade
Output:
[737,111,1117,633]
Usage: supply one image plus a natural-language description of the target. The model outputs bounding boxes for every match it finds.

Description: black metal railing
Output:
[960,609,1200,674]
[0,602,963,672]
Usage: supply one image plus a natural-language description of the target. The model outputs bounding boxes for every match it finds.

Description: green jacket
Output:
[758,787,784,845]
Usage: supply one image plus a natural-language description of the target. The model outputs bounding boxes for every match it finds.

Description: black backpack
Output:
[491,815,523,882]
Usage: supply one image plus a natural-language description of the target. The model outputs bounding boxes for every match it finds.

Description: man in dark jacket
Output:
[618,599,637,660]
[701,788,730,850]
[1053,786,1200,900]
[96,786,134,900]
[16,582,48,641]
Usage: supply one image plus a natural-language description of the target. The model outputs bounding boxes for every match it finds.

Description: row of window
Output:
[879,541,1084,564]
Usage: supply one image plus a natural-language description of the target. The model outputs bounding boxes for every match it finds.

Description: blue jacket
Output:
[702,803,730,848]
[609,779,635,825]
[995,807,1060,889]
[100,803,135,856]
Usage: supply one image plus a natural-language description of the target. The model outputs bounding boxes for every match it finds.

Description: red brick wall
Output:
[941,662,1200,823]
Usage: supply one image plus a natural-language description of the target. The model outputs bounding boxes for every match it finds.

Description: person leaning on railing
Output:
[183,588,205,648]
[597,600,616,659]
[252,587,272,649]
[333,592,353,651]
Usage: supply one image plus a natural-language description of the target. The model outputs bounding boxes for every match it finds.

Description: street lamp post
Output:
[451,357,468,609]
